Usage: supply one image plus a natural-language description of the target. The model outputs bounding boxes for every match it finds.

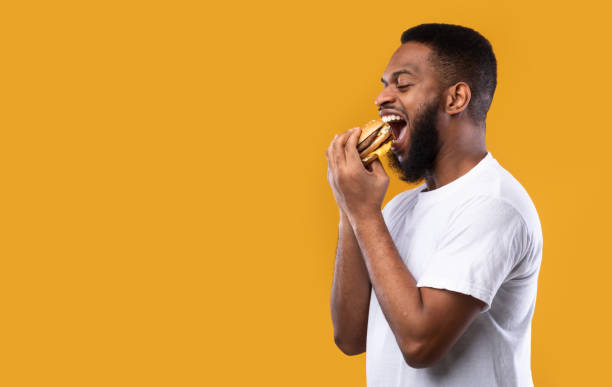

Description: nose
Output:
[374,86,396,107]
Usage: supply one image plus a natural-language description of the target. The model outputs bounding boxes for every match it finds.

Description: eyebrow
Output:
[381,69,415,85]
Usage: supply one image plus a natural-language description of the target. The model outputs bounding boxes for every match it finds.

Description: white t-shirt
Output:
[366,152,543,387]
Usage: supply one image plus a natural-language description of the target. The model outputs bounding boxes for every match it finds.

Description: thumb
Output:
[345,127,362,162]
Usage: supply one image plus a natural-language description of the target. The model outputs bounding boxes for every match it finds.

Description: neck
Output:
[424,123,487,191]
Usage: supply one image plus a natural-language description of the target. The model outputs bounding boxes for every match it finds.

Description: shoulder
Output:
[460,154,542,239]
[489,157,543,246]
[446,195,543,271]
[448,195,528,236]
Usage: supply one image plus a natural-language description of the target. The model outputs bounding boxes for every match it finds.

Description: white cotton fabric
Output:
[366,153,543,387]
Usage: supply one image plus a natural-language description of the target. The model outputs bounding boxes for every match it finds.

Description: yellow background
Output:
[1,0,611,385]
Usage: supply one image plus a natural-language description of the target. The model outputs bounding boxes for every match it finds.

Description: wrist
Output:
[348,208,384,231]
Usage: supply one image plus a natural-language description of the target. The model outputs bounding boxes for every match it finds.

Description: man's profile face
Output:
[376,42,443,182]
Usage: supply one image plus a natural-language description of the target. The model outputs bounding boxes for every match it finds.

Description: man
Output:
[326,24,542,386]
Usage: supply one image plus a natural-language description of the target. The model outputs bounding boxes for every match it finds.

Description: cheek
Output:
[398,91,420,108]
[399,86,432,114]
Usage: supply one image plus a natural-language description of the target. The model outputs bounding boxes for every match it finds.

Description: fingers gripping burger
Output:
[357,119,394,166]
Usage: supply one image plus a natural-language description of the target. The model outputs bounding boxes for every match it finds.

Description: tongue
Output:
[394,123,408,144]
[389,120,405,139]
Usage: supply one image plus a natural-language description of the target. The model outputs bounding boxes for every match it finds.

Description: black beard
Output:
[387,100,440,183]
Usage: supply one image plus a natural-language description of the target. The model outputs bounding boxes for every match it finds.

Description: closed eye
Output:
[397,84,413,90]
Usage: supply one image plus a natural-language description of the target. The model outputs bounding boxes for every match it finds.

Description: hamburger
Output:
[357,119,394,166]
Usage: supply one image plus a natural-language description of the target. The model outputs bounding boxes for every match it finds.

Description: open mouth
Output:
[382,114,408,143]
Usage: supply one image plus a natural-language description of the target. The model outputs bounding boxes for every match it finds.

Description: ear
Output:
[444,82,471,115]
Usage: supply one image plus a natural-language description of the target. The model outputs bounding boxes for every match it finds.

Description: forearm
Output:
[350,211,426,353]
[330,213,372,354]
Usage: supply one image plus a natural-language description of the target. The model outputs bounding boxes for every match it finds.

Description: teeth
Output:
[382,114,403,123]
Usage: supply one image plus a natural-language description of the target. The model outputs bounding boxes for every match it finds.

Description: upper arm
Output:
[405,287,486,368]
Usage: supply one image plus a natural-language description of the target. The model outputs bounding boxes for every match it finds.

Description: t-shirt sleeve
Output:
[416,196,527,313]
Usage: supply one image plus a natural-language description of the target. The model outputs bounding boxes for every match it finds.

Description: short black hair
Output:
[401,23,497,123]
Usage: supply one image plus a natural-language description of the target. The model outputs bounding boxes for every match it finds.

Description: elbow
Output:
[400,337,444,369]
[334,334,366,356]
[402,352,436,369]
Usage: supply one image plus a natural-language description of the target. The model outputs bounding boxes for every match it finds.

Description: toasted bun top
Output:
[358,119,385,144]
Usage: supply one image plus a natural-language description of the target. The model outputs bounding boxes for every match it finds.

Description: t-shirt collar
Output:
[416,152,493,205]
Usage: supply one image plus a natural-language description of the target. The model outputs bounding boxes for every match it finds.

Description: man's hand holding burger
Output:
[327,122,445,366]
[326,127,390,224]
[327,125,426,363]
